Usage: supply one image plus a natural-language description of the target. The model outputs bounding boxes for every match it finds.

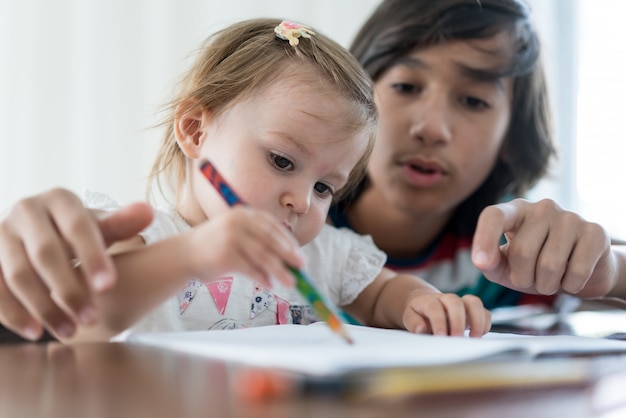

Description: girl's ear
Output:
[175,102,207,159]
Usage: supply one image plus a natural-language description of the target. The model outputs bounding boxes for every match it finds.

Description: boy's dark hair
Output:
[339,0,556,234]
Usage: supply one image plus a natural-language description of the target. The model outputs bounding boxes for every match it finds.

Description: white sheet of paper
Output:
[128,323,626,377]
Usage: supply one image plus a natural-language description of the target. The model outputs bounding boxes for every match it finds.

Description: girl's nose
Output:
[280,187,311,214]
[408,92,453,146]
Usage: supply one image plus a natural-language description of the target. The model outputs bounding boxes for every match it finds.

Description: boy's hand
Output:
[403,292,491,338]
[472,198,619,298]
[0,188,153,340]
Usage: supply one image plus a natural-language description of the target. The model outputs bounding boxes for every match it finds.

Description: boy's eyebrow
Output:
[394,56,505,89]
[455,62,505,89]
[394,55,427,70]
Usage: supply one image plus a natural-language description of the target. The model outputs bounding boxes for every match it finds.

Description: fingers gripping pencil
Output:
[199,159,353,344]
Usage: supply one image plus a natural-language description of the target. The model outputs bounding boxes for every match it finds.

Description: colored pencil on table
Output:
[199,159,353,344]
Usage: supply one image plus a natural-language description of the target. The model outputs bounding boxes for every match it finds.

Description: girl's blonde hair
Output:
[147,18,377,205]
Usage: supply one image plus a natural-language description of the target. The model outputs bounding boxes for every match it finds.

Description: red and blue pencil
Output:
[199,159,353,344]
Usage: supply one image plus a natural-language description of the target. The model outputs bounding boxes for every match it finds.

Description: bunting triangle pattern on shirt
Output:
[178,280,203,315]
[250,284,275,319]
[205,277,233,316]
[275,296,291,325]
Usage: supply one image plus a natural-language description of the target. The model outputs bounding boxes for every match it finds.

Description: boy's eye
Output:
[314,182,334,197]
[461,96,489,110]
[391,82,421,94]
[269,153,294,170]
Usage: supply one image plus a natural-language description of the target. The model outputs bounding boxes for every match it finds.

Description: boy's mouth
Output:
[404,158,447,175]
[409,163,438,174]
[401,158,447,187]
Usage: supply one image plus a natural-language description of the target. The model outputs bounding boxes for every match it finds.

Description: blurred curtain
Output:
[524,0,579,208]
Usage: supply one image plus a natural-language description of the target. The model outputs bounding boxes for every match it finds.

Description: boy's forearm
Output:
[60,234,195,343]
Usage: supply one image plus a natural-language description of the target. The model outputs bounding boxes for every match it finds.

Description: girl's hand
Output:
[472,198,619,298]
[185,206,304,289]
[0,188,153,340]
[403,292,491,338]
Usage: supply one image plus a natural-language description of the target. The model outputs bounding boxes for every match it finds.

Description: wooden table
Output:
[1,339,626,418]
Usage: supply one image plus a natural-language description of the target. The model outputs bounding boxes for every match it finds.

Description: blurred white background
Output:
[0,0,380,206]
[1,1,624,238]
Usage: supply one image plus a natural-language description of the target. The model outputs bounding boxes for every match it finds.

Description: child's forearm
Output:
[372,274,440,329]
[345,270,439,330]
[60,233,197,343]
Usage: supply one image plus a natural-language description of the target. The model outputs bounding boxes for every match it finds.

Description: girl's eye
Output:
[269,153,294,171]
[314,182,334,197]
[461,96,490,110]
[391,82,421,95]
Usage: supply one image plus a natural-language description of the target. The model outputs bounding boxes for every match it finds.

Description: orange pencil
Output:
[199,159,353,344]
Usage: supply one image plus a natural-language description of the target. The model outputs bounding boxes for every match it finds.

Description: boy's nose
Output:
[409,93,452,146]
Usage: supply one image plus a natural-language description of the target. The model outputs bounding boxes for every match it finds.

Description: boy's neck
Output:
[347,188,453,260]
